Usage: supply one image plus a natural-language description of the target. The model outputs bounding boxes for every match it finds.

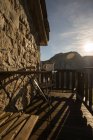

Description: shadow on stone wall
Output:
[0,69,35,112]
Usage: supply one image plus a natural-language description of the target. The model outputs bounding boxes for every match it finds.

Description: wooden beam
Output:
[35,0,48,45]
[28,0,49,45]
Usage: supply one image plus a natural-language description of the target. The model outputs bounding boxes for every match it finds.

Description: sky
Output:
[40,0,93,61]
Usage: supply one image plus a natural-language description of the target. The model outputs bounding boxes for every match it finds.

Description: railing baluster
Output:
[89,73,92,109]
[61,70,64,90]
[55,71,59,89]
[72,71,75,90]
[66,70,70,89]
[85,73,88,104]
[77,72,84,102]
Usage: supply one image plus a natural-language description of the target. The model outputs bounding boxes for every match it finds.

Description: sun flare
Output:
[84,42,93,53]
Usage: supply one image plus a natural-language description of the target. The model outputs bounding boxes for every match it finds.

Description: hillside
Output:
[83,56,93,67]
[41,52,93,70]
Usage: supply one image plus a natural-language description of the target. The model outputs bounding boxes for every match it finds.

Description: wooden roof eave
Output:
[35,0,48,46]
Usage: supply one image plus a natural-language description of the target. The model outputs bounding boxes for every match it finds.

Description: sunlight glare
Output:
[84,42,93,53]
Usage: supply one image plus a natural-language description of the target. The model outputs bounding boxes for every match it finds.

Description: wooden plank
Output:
[15,115,39,140]
[0,112,12,120]
[5,113,20,123]
[3,120,26,140]
[7,113,29,132]
[0,116,10,126]
[0,117,17,138]
[0,113,13,126]
[2,114,29,140]
[0,112,5,118]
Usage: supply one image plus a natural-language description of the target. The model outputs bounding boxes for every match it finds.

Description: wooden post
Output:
[66,71,70,89]
[76,72,84,103]
[72,71,76,90]
[85,73,88,104]
[89,73,92,109]
[61,70,64,90]
[56,71,59,89]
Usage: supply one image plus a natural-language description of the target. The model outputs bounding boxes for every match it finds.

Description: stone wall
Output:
[0,0,40,111]
[0,0,40,70]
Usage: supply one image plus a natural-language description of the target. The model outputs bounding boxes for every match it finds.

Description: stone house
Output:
[0,0,50,111]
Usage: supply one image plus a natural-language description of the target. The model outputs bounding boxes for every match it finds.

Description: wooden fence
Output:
[0,69,93,114]
[74,69,93,114]
[38,69,93,114]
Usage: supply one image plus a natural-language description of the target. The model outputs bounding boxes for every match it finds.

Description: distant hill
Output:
[83,56,93,67]
[41,52,93,70]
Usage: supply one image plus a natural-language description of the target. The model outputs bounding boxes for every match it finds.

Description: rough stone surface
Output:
[0,0,40,111]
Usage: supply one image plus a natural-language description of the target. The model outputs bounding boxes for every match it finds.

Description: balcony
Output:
[0,69,93,139]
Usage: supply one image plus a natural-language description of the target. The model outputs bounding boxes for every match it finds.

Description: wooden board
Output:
[15,115,39,140]
[0,112,38,140]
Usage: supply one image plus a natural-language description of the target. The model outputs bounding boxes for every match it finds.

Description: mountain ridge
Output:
[41,52,93,70]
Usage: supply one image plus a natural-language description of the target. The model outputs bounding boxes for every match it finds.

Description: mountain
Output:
[41,52,93,70]
[83,56,93,67]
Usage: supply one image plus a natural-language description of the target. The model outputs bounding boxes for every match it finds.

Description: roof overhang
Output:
[28,0,50,46]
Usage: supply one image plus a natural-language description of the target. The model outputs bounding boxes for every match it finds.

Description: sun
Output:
[84,41,93,53]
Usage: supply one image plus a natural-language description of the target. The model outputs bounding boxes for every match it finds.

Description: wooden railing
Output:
[52,69,77,91]
[0,69,93,114]
[37,70,77,91]
[40,69,93,114]
[73,69,92,114]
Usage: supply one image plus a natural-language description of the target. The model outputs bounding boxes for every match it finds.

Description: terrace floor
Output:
[26,91,93,140]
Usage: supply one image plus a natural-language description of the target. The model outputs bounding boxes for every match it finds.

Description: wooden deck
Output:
[0,91,93,140]
[26,91,93,140]
[0,112,39,140]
